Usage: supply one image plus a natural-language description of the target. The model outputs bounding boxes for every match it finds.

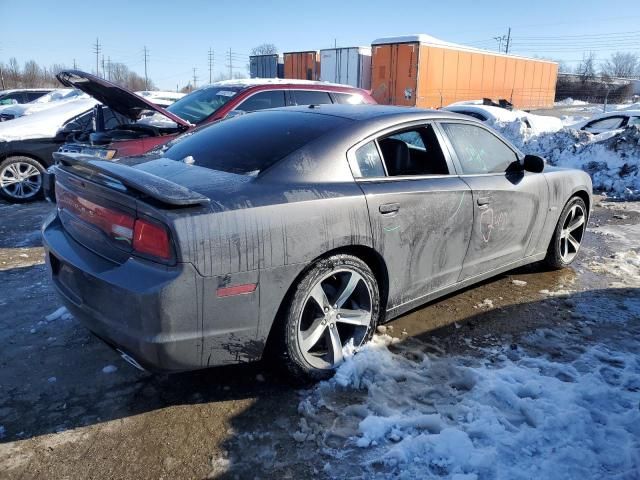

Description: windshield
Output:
[166,86,242,124]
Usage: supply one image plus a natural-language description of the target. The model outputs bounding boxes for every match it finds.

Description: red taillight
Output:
[57,185,135,247]
[133,218,171,260]
[57,182,172,262]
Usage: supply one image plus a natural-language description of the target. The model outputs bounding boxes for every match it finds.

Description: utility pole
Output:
[0,65,5,90]
[101,55,106,78]
[143,46,149,90]
[505,27,511,54]
[208,48,214,84]
[93,37,101,76]
[228,48,233,79]
[493,36,503,52]
[73,58,77,69]
[107,57,111,81]
[192,67,198,89]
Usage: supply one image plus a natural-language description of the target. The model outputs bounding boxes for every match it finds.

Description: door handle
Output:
[379,203,400,214]
[477,197,491,206]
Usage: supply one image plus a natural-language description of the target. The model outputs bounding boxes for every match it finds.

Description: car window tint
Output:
[378,125,449,176]
[353,141,385,178]
[333,92,365,105]
[293,90,333,106]
[163,110,349,175]
[442,123,517,174]
[586,117,625,130]
[237,90,286,112]
[166,86,242,124]
[25,92,45,102]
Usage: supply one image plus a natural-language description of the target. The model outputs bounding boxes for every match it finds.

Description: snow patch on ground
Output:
[101,365,118,374]
[296,318,640,479]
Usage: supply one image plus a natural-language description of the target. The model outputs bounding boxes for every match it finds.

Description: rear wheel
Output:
[281,254,380,381]
[544,197,587,269]
[0,156,45,203]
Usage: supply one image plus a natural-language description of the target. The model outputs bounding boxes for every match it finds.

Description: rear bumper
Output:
[42,214,204,372]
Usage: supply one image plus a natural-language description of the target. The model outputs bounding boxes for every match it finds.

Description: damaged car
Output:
[42,105,592,380]
[56,70,376,160]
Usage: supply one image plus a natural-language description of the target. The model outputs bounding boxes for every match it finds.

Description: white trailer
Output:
[319,47,371,89]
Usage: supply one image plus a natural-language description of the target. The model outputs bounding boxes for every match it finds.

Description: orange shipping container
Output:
[371,35,558,110]
[283,51,320,81]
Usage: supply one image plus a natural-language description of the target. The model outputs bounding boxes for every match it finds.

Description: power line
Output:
[93,37,101,76]
[143,46,149,89]
[192,67,198,89]
[208,48,214,84]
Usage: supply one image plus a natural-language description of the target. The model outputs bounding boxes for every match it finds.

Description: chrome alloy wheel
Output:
[0,161,42,200]
[297,268,373,369]
[560,203,586,263]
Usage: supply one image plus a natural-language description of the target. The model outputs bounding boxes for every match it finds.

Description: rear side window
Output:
[236,90,286,112]
[333,92,366,105]
[441,123,518,174]
[629,116,640,127]
[378,125,449,176]
[25,91,46,102]
[352,141,385,178]
[293,90,333,106]
[164,110,349,175]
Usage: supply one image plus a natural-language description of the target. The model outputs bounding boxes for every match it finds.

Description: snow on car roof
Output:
[0,97,98,142]
[372,34,557,64]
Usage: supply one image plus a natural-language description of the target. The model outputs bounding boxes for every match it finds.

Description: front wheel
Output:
[281,254,380,381]
[544,196,588,269]
[0,156,45,203]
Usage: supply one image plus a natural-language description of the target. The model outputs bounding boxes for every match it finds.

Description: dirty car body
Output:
[42,105,592,372]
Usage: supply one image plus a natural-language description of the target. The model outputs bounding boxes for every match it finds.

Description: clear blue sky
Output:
[2,0,639,90]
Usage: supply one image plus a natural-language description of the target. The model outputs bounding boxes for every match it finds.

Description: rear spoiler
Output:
[51,152,210,206]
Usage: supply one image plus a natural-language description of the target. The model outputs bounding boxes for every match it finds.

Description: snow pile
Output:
[555,98,589,107]
[296,321,640,479]
[492,120,640,198]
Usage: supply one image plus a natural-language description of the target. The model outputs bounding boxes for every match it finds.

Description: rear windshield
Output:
[163,110,349,175]
[166,86,242,124]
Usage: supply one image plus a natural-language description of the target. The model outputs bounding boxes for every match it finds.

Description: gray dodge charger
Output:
[42,105,592,379]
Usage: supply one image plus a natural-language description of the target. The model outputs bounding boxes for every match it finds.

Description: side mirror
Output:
[523,154,545,173]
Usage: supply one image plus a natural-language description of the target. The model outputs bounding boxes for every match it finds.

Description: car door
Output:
[291,89,334,106]
[348,121,473,311]
[438,121,549,280]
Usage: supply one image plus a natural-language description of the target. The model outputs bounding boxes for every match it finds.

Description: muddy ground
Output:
[0,197,638,479]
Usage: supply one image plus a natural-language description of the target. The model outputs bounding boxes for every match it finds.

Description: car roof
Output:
[266,104,467,122]
[196,78,364,91]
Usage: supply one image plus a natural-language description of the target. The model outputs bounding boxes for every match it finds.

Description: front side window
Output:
[293,90,333,106]
[352,141,385,178]
[377,125,449,176]
[236,90,286,112]
[441,123,518,174]
[166,86,242,124]
[629,116,640,127]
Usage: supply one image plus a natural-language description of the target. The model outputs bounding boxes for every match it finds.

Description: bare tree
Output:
[22,60,42,87]
[250,43,278,56]
[601,52,639,78]
[575,52,597,82]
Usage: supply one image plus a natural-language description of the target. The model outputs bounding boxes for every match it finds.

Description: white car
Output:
[569,110,640,134]
[135,91,185,108]
[442,103,563,134]
[0,89,87,121]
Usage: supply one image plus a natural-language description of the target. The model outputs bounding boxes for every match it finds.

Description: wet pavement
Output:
[0,196,638,479]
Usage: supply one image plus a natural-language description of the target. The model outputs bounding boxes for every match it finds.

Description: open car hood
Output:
[56,70,191,128]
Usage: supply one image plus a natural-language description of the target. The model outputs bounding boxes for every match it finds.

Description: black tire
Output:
[0,156,45,203]
[279,254,380,381]
[544,196,588,269]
